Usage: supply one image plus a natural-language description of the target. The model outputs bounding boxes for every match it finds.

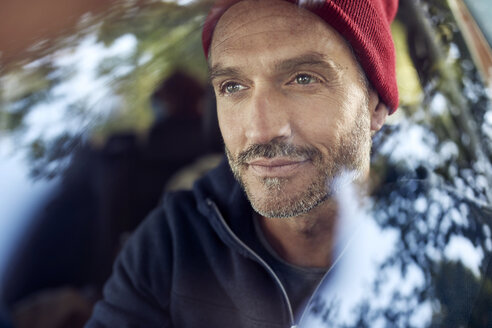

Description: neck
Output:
[258,198,339,268]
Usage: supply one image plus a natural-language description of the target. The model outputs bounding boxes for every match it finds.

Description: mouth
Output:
[246,157,309,177]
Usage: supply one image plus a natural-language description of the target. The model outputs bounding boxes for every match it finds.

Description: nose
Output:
[244,86,292,144]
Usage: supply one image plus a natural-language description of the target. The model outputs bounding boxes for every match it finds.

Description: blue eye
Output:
[221,82,245,94]
[295,74,317,85]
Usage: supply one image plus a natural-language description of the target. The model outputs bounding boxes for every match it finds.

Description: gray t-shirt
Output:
[253,217,327,317]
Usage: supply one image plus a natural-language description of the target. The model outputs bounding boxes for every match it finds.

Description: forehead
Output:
[209,0,352,68]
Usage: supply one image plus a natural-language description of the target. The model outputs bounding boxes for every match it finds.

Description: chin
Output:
[244,174,330,219]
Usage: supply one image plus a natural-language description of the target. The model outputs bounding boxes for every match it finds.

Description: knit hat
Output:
[202,0,399,113]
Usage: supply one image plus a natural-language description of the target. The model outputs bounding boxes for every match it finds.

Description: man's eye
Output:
[294,73,319,85]
[221,82,246,94]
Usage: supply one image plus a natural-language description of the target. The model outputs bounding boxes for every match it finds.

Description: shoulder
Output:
[128,189,207,250]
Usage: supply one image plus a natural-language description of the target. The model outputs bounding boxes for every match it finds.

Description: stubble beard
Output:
[226,107,371,219]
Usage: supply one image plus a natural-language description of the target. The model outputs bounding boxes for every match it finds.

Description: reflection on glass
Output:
[0,0,491,327]
[299,0,492,326]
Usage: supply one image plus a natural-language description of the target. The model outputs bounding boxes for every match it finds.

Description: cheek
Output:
[288,94,361,156]
[217,104,242,152]
[288,96,342,139]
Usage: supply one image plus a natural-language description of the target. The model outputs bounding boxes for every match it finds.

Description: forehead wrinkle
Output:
[215,10,309,36]
[211,10,314,55]
[213,0,310,32]
[211,27,310,60]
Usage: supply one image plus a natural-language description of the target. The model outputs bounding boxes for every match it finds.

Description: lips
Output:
[246,157,309,177]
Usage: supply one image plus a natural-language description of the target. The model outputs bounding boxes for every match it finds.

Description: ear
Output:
[368,90,388,132]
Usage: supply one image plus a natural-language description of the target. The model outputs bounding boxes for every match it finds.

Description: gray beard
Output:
[225,105,371,219]
[251,175,330,218]
[226,141,345,218]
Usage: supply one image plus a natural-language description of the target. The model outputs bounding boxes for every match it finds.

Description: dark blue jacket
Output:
[85,158,492,327]
[85,159,298,328]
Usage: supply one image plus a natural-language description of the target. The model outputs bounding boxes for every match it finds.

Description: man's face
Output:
[209,0,375,218]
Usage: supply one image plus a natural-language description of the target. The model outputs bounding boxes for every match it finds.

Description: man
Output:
[86,0,398,327]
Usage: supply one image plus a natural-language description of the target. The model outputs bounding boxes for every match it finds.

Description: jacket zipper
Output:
[206,198,297,328]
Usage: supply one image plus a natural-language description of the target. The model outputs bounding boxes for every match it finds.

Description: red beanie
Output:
[202,0,399,113]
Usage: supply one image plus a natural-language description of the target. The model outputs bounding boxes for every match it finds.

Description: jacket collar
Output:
[193,157,256,246]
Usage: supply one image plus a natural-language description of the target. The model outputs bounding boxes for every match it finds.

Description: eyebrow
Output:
[208,51,343,83]
[274,52,343,74]
[208,66,242,83]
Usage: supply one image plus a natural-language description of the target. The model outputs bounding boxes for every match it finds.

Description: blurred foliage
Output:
[432,260,491,327]
[90,0,212,137]
[392,20,424,109]
[307,168,492,327]
[373,178,492,327]
[0,0,213,179]
[368,0,492,325]
[307,0,492,325]
[383,0,492,204]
